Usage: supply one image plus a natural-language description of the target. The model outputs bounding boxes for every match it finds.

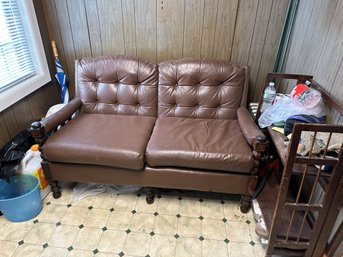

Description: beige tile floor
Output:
[0,185,268,257]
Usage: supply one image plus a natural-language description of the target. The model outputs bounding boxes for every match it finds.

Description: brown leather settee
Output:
[31,55,266,212]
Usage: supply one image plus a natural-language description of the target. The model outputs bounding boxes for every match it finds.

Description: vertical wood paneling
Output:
[135,0,156,61]
[2,108,20,139]
[313,0,343,90]
[11,99,34,131]
[41,0,289,102]
[183,0,204,58]
[157,0,185,61]
[67,0,92,59]
[253,0,290,102]
[200,0,218,58]
[247,0,273,101]
[230,0,259,65]
[212,0,239,61]
[43,0,68,74]
[294,0,328,74]
[122,0,137,57]
[84,0,103,56]
[331,61,343,102]
[97,0,125,56]
[283,0,343,105]
[283,0,315,74]
[54,0,76,96]
[0,113,11,146]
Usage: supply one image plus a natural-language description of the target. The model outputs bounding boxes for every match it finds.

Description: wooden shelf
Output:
[267,126,329,192]
[256,170,312,242]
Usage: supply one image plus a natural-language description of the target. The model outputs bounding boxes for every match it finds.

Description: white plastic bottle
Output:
[18,144,50,199]
[261,82,276,113]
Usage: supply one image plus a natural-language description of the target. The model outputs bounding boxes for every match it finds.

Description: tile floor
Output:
[0,185,268,257]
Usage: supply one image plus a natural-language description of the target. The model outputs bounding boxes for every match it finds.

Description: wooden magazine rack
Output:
[254,73,343,257]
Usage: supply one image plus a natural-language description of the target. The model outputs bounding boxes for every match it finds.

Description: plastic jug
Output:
[18,144,50,199]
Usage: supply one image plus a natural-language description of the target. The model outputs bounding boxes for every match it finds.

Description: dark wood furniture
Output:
[254,73,343,257]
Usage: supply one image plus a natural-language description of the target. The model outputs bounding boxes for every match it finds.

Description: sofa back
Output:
[158,59,248,119]
[75,55,158,117]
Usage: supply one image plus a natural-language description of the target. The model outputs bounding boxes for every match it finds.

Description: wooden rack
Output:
[254,73,343,257]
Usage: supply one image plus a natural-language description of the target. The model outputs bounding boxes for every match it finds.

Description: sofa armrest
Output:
[237,107,266,146]
[31,98,82,138]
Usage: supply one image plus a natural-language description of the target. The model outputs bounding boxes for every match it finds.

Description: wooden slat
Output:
[0,113,11,147]
[27,84,55,120]
[84,0,103,57]
[274,241,310,250]
[313,0,343,90]
[134,0,156,61]
[67,0,92,59]
[296,0,337,75]
[97,0,125,56]
[247,0,273,102]
[284,203,323,212]
[2,107,20,139]
[230,0,259,65]
[11,99,34,131]
[200,0,218,58]
[43,0,68,75]
[253,0,290,102]
[54,0,77,97]
[156,0,184,61]
[212,0,238,61]
[183,0,204,58]
[122,0,137,57]
[295,157,338,166]
[329,54,343,104]
[283,0,314,74]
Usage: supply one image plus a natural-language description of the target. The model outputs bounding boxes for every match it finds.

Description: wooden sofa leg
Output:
[144,187,155,204]
[50,181,61,199]
[240,195,251,213]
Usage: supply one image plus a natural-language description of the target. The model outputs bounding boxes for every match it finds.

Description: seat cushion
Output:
[146,117,253,173]
[44,114,156,170]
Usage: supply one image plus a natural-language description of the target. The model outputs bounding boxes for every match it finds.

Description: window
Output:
[0,0,50,111]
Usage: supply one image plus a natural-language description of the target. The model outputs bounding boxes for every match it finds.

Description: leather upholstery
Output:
[48,162,253,195]
[146,116,254,173]
[41,98,82,132]
[36,56,266,204]
[76,55,158,117]
[158,59,247,119]
[44,114,156,170]
[237,107,265,146]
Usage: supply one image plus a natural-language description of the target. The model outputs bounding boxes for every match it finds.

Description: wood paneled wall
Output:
[0,0,290,148]
[283,0,343,106]
[0,0,60,148]
[42,0,290,101]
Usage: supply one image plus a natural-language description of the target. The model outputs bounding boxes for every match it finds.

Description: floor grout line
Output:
[2,189,266,257]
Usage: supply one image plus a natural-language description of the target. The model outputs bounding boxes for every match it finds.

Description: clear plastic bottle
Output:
[291,80,321,108]
[261,82,276,112]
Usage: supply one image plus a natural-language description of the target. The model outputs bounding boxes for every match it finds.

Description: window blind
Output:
[0,0,35,92]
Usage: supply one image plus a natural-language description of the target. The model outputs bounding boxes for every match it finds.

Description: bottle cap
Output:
[305,80,311,86]
[31,144,39,151]
[269,82,275,86]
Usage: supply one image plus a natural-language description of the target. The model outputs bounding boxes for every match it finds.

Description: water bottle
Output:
[261,82,276,112]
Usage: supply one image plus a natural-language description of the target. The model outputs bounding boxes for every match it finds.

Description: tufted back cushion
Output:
[158,59,248,119]
[76,55,158,117]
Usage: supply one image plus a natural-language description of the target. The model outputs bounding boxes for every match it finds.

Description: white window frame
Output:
[0,0,51,111]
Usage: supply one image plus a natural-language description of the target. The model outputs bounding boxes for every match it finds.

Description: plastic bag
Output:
[0,129,35,180]
[258,94,326,128]
[72,183,142,203]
